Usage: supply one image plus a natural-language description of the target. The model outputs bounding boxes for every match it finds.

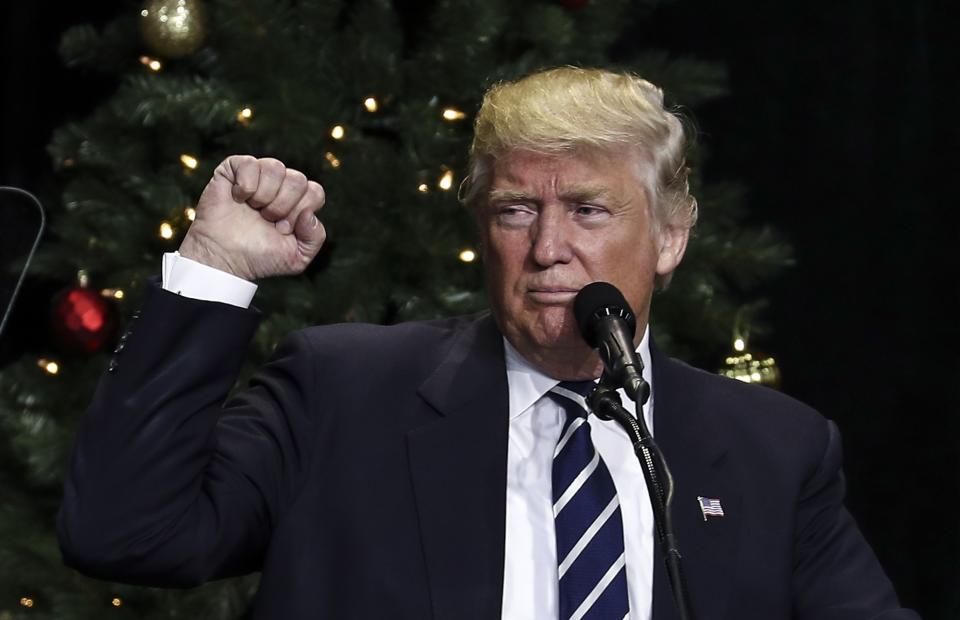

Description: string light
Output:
[733,337,745,352]
[417,183,429,193]
[111,597,123,607]
[438,169,454,191]
[179,154,198,170]
[184,207,196,221]
[324,152,341,168]
[100,288,125,300]
[458,249,477,263]
[20,597,34,608]
[159,221,175,239]
[237,107,253,124]
[330,125,345,140]
[363,97,378,112]
[442,107,466,121]
[138,55,162,72]
[37,358,59,376]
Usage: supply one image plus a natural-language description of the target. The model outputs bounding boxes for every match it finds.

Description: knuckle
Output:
[308,181,326,205]
[286,169,307,186]
[259,157,284,172]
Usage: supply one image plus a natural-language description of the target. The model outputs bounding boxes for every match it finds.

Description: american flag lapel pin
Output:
[697,496,725,521]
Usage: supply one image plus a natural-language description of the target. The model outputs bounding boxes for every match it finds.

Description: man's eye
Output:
[497,205,536,223]
[575,204,606,216]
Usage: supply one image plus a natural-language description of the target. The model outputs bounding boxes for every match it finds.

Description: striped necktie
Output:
[550,380,630,620]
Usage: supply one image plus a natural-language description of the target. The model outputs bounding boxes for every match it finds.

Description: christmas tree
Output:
[0,0,790,617]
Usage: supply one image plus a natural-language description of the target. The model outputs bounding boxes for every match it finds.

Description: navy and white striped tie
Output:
[550,380,630,620]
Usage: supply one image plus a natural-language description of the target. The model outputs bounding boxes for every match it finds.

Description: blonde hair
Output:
[462,66,698,233]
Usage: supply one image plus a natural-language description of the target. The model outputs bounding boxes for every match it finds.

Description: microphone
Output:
[573,282,649,404]
[0,187,45,341]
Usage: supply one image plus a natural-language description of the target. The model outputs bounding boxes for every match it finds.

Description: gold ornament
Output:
[140,0,207,59]
[717,315,781,388]
[718,350,781,388]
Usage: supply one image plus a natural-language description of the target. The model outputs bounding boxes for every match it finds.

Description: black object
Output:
[573,282,649,403]
[0,186,45,340]
[575,281,696,620]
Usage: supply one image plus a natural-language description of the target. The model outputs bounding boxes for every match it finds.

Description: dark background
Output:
[1,0,956,615]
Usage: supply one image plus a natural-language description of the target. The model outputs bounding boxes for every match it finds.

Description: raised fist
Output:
[179,155,327,280]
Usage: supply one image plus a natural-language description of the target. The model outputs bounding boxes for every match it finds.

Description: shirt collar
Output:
[503,325,654,420]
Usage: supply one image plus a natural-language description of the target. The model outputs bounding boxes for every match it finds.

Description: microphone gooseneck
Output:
[575,282,696,620]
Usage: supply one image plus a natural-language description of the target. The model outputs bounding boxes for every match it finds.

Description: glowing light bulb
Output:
[184,207,196,221]
[458,249,477,263]
[179,154,198,169]
[438,169,454,191]
[237,107,253,124]
[330,125,345,140]
[159,221,175,239]
[363,97,378,112]
[139,55,162,72]
[20,597,34,608]
[111,597,123,607]
[733,338,745,352]
[442,108,466,121]
[417,183,429,193]
[37,359,59,375]
[324,152,341,168]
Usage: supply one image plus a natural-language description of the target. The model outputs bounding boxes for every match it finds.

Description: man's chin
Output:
[529,319,589,353]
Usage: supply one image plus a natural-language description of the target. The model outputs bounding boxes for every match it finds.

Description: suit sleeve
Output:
[792,419,921,619]
[58,280,320,587]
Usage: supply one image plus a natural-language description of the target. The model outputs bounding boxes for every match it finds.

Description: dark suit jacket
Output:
[58,282,918,619]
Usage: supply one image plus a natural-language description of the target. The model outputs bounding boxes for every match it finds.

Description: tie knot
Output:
[549,380,596,419]
[556,380,597,398]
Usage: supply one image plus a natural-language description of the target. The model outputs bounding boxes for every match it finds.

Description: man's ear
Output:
[655,225,690,277]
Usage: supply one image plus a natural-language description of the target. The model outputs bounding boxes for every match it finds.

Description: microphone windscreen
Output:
[573,282,637,347]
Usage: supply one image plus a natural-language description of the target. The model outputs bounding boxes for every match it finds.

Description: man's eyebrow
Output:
[487,189,537,203]
[559,184,613,202]
[487,185,615,204]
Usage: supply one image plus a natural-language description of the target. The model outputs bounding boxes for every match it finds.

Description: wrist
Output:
[178,233,252,280]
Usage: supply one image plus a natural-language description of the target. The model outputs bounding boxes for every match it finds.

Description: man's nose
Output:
[531,208,574,267]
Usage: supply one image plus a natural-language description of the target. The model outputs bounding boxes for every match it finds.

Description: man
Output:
[59,67,918,619]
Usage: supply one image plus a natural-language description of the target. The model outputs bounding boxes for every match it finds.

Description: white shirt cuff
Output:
[161,252,257,309]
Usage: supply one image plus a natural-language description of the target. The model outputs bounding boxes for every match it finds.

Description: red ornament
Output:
[51,287,119,354]
[557,0,588,8]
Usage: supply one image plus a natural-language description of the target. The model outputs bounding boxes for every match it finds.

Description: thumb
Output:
[293,208,327,260]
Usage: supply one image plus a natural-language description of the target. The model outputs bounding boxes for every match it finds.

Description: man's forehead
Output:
[487,150,642,198]
[487,182,615,201]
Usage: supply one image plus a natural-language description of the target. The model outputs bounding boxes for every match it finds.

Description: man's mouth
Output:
[527,287,579,304]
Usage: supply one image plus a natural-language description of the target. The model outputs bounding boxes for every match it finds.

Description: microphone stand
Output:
[588,374,696,620]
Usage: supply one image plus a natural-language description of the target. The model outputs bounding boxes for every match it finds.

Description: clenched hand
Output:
[179,155,327,280]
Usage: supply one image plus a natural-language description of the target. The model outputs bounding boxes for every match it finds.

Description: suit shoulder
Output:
[662,356,829,442]
[281,314,487,380]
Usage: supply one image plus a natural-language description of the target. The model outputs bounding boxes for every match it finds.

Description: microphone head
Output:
[574,282,637,347]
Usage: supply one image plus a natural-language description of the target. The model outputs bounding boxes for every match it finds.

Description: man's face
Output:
[477,149,688,375]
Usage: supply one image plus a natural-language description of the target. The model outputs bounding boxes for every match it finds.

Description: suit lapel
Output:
[650,341,741,620]
[407,315,509,620]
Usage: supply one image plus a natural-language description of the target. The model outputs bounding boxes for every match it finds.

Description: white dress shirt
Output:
[161,252,655,619]
[501,335,655,620]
